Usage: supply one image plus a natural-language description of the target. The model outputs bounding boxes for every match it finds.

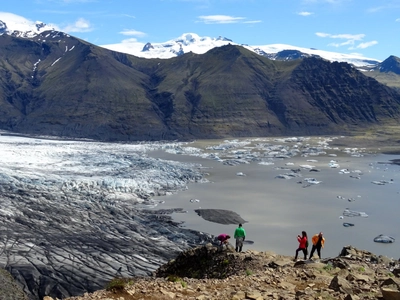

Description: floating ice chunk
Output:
[374,234,395,243]
[339,169,350,174]
[275,174,293,179]
[223,159,249,166]
[236,172,246,176]
[343,222,354,227]
[339,216,344,219]
[258,161,274,166]
[300,164,315,169]
[329,162,340,168]
[304,178,321,184]
[190,198,200,203]
[328,154,337,157]
[343,209,368,217]
[371,180,391,185]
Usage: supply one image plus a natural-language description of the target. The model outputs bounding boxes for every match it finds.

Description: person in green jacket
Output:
[234,223,246,252]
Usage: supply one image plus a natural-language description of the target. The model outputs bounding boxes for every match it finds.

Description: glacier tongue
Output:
[0,134,212,299]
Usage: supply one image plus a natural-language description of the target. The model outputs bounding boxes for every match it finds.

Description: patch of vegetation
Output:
[105,277,132,292]
[167,275,181,282]
[358,266,365,273]
[245,269,253,276]
[167,275,187,287]
[323,264,333,272]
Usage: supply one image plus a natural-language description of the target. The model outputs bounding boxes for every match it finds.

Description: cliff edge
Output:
[58,244,400,300]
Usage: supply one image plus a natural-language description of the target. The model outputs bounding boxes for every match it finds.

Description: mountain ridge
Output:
[1,32,400,141]
[0,15,385,67]
[103,32,382,67]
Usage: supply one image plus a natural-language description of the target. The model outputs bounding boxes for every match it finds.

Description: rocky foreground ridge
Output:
[47,245,400,300]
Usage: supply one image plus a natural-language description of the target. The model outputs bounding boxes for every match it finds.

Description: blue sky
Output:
[1,0,399,60]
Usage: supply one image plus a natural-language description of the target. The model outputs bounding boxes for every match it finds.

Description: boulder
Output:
[393,268,400,278]
[329,275,353,294]
[380,278,400,300]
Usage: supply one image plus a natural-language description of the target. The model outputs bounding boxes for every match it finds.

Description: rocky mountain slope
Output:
[58,244,400,300]
[361,56,400,91]
[1,31,400,141]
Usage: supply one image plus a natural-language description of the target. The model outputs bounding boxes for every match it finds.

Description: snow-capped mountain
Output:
[0,12,56,38]
[103,33,235,59]
[102,33,381,67]
[0,13,381,67]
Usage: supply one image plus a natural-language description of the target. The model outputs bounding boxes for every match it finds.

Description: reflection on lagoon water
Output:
[150,137,400,259]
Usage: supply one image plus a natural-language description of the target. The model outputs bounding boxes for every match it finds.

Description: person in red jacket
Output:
[294,231,308,260]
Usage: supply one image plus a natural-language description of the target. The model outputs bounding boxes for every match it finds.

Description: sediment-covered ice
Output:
[0,135,212,299]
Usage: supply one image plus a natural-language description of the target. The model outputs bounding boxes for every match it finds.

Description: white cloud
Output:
[243,20,262,24]
[317,32,365,40]
[316,31,377,50]
[197,15,245,24]
[355,41,378,49]
[62,17,92,32]
[328,39,355,47]
[119,29,146,37]
[122,14,136,19]
[298,11,313,16]
[315,32,330,38]
[121,38,139,43]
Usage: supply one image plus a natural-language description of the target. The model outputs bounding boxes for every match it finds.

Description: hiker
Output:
[309,232,325,259]
[217,233,230,246]
[294,231,308,260]
[234,223,246,252]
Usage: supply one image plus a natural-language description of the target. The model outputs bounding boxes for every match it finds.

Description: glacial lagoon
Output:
[150,137,400,260]
[0,133,399,298]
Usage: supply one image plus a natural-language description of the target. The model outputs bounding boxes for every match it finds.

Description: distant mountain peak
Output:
[142,42,154,52]
[175,33,198,45]
[0,13,56,38]
[378,55,400,74]
[102,32,382,67]
[216,36,233,42]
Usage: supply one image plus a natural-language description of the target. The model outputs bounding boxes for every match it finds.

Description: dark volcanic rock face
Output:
[0,136,213,300]
[1,34,400,141]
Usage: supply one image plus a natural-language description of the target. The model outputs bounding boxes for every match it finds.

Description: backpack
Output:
[305,240,309,248]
